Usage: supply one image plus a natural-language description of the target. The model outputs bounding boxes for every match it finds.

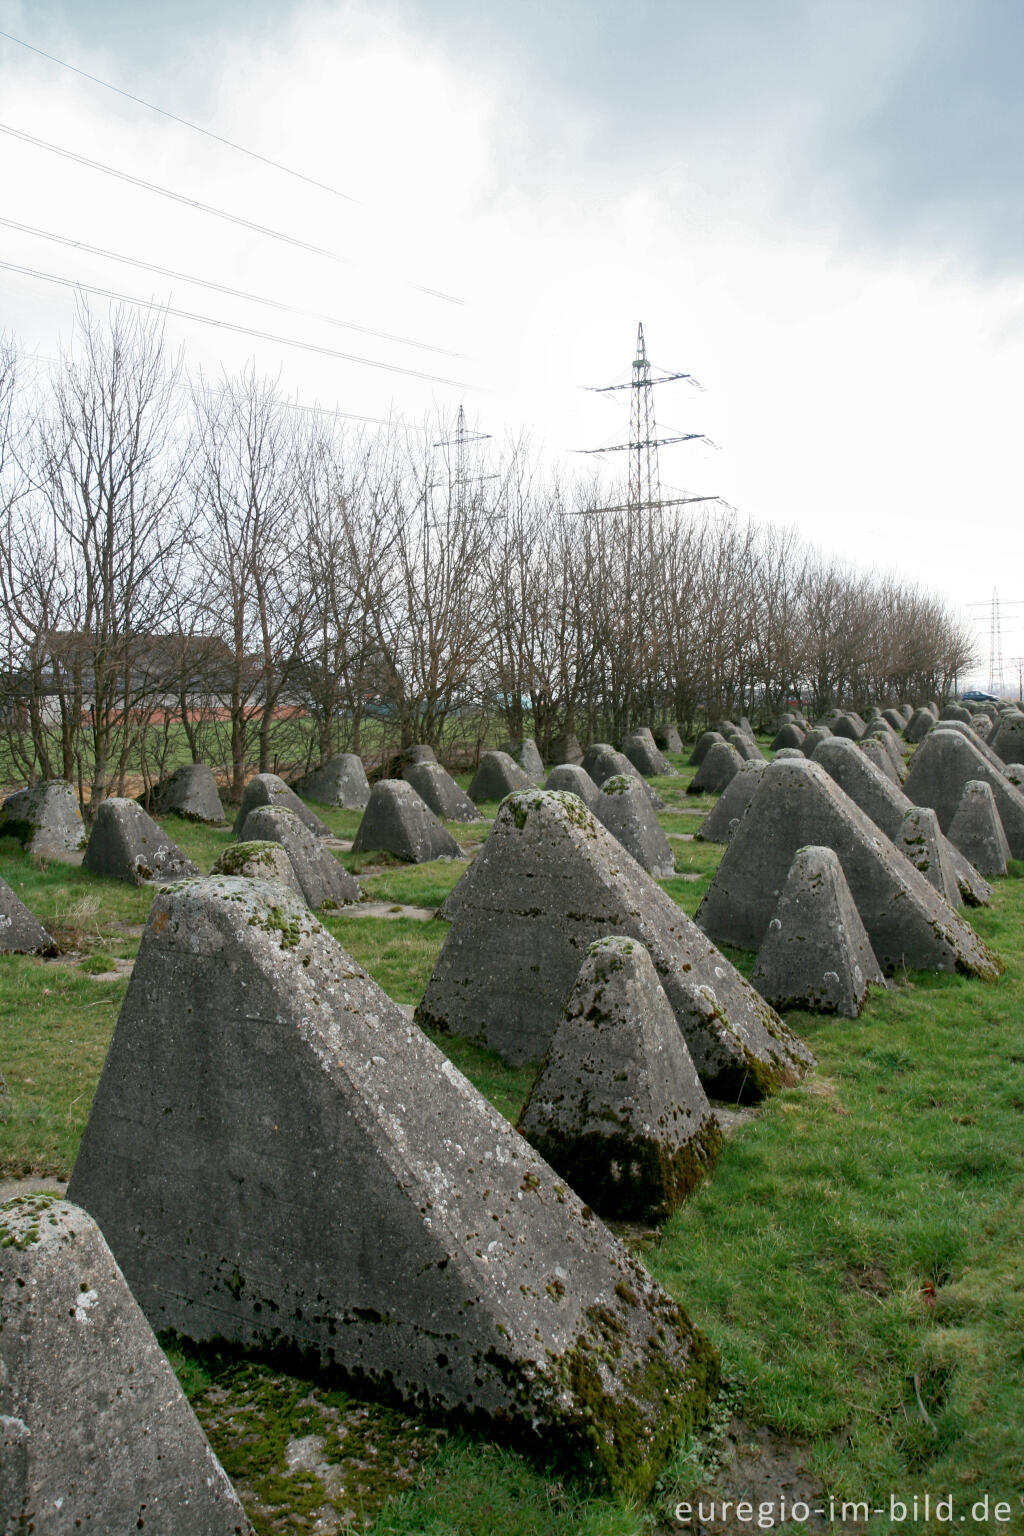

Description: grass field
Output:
[1,749,1022,1534]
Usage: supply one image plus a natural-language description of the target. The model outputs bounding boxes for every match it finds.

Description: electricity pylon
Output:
[432,404,496,516]
[574,322,719,516]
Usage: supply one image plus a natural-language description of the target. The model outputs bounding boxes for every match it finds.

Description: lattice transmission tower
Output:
[989,588,1005,696]
[432,404,496,516]
[575,322,718,516]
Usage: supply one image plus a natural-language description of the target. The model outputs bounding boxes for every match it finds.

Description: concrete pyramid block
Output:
[831,714,863,740]
[594,775,676,877]
[0,878,57,955]
[500,738,546,785]
[153,762,225,823]
[586,748,665,808]
[292,753,371,810]
[0,780,85,855]
[211,839,306,900]
[687,731,724,767]
[581,742,616,777]
[67,878,720,1498]
[860,737,900,784]
[751,846,884,1018]
[903,707,936,743]
[418,791,813,1098]
[548,732,584,765]
[882,708,906,731]
[513,739,546,784]
[0,1194,252,1535]
[811,735,990,907]
[621,734,676,777]
[726,732,764,763]
[894,806,961,907]
[800,726,832,757]
[517,937,721,1221]
[1004,763,1024,788]
[467,750,532,803]
[688,740,743,794]
[403,760,483,822]
[903,728,1024,855]
[930,719,1005,774]
[238,806,360,907]
[397,743,436,768]
[940,702,973,724]
[352,779,462,862]
[544,763,601,811]
[83,798,198,885]
[771,723,805,752]
[697,758,999,979]
[773,747,806,761]
[233,773,330,839]
[991,712,1024,765]
[654,723,683,753]
[947,781,1010,878]
[696,759,766,843]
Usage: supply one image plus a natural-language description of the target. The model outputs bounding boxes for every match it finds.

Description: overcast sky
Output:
[1,0,1022,683]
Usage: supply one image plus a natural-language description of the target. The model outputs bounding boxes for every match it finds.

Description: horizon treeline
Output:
[0,307,976,808]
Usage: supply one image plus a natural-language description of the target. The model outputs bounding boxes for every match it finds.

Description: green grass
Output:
[3,775,1024,1534]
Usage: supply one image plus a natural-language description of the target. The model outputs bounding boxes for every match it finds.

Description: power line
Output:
[0,28,364,207]
[0,258,473,387]
[0,121,464,307]
[0,216,465,360]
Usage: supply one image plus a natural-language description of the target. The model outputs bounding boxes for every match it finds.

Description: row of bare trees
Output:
[0,308,976,808]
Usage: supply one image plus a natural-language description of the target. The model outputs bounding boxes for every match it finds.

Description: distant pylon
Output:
[432,403,496,516]
[989,587,1004,695]
[573,323,719,516]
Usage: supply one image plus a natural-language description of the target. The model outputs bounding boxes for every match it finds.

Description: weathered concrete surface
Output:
[467,750,532,803]
[594,774,676,877]
[0,1194,252,1536]
[153,762,225,823]
[654,723,683,753]
[830,714,863,741]
[927,719,1006,774]
[581,743,617,777]
[813,735,989,907]
[621,734,676,777]
[233,773,330,839]
[903,707,936,744]
[517,937,721,1221]
[508,739,546,785]
[585,749,665,809]
[773,748,806,761]
[991,712,1024,764]
[751,846,884,1018]
[882,708,906,731]
[239,806,360,908]
[0,878,57,955]
[894,806,961,907]
[544,763,601,811]
[800,727,832,758]
[67,878,719,1499]
[904,728,1024,855]
[83,798,199,885]
[688,741,744,795]
[397,744,437,768]
[417,791,813,1099]
[947,781,1011,878]
[212,836,307,902]
[403,761,483,822]
[292,754,371,810]
[687,731,725,767]
[940,702,974,724]
[352,780,463,863]
[1006,763,1024,788]
[696,760,766,844]
[770,723,805,752]
[548,732,584,765]
[697,759,999,979]
[725,732,764,763]
[859,736,900,784]
[0,781,85,855]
